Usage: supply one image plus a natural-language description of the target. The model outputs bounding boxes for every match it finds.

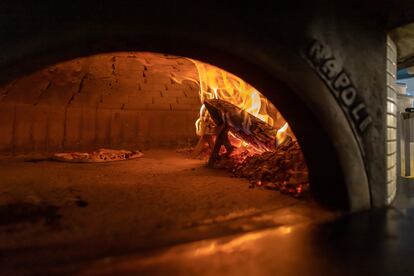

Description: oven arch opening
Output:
[0,41,366,211]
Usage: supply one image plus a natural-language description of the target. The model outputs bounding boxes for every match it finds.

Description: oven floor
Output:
[0,149,334,274]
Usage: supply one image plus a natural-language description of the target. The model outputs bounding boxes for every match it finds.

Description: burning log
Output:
[203,99,278,166]
[204,99,278,150]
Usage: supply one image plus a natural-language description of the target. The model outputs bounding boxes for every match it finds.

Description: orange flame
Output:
[192,61,278,135]
[276,122,289,144]
[190,60,292,146]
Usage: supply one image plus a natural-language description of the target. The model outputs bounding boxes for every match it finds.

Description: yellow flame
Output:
[191,60,281,136]
[276,122,289,144]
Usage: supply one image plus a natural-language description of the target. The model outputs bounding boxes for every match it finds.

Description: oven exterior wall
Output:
[291,7,388,208]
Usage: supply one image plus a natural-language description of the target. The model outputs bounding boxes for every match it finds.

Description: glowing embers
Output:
[226,139,309,198]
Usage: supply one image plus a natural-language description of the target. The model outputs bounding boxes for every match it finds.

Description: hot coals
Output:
[195,99,309,198]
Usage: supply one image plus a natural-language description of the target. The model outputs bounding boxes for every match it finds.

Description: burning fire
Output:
[179,57,308,198]
[190,60,291,146]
